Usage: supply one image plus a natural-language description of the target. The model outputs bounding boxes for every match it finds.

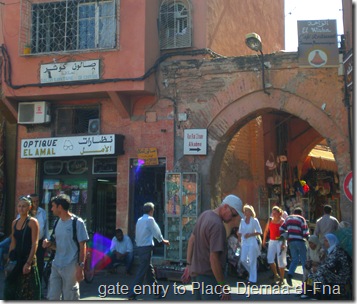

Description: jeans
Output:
[192,275,221,300]
[109,251,134,272]
[0,237,11,268]
[128,246,157,298]
[288,240,307,277]
[47,262,80,300]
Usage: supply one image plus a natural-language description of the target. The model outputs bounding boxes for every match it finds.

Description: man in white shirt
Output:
[127,202,170,300]
[108,228,134,275]
[314,204,339,244]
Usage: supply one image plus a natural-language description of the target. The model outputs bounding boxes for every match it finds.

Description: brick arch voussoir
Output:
[207,89,349,169]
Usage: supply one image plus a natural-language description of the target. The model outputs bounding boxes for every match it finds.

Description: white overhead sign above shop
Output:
[21,134,124,158]
[40,60,100,84]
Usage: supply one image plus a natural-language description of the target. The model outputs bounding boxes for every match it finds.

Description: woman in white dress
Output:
[238,205,262,284]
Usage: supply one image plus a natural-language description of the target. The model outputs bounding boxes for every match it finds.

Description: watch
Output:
[78,262,85,268]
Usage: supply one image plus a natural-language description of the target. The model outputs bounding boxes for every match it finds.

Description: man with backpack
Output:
[43,194,89,300]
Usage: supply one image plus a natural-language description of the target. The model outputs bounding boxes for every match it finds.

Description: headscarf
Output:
[325,233,339,254]
[308,235,321,262]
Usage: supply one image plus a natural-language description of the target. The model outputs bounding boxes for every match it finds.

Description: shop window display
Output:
[42,178,88,231]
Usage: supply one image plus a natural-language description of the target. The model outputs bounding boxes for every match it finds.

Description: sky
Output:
[284,0,345,51]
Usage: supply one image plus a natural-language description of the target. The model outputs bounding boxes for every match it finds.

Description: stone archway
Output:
[208,89,351,222]
[161,52,350,222]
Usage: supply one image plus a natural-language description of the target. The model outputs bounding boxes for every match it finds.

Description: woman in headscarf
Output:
[304,235,325,276]
[306,233,352,300]
[238,205,262,284]
[4,196,41,300]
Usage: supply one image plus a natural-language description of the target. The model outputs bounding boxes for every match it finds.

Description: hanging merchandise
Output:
[299,180,310,195]
[267,168,282,185]
[317,180,331,196]
[278,155,288,162]
[266,153,277,170]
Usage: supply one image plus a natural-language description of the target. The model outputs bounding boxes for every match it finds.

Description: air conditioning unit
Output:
[88,118,100,134]
[18,101,51,124]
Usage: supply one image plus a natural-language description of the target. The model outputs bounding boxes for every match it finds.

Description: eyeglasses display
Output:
[44,159,88,175]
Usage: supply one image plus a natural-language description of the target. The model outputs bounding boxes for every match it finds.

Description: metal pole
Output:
[259,50,270,95]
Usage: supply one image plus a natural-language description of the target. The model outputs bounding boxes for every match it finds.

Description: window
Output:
[159,0,191,50]
[55,107,100,136]
[29,0,117,54]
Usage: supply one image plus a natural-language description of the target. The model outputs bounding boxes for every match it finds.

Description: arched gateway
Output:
[160,52,351,223]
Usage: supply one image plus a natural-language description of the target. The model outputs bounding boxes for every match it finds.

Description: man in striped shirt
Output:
[280,207,309,286]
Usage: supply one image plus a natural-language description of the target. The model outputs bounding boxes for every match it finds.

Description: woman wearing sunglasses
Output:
[238,204,262,284]
[4,196,41,300]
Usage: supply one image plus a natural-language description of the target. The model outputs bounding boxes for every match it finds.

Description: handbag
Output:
[273,169,282,185]
[267,168,282,185]
[4,217,30,279]
[265,153,276,170]
[4,260,17,277]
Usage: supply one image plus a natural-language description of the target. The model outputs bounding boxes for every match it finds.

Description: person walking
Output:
[238,204,262,284]
[42,194,89,300]
[262,206,287,285]
[314,204,339,244]
[27,193,48,284]
[4,196,41,300]
[279,207,309,286]
[127,202,170,300]
[0,236,11,270]
[181,194,244,301]
[108,228,134,275]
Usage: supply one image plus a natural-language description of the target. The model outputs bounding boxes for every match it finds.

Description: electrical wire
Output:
[0,45,224,90]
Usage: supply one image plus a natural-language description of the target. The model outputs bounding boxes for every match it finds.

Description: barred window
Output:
[159,0,192,50]
[28,0,117,54]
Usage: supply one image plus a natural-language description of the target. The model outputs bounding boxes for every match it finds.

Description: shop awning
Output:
[306,148,338,172]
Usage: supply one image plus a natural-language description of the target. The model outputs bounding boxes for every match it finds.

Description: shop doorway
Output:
[91,177,117,239]
[129,159,166,256]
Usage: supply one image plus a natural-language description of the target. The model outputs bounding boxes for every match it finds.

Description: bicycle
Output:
[84,231,112,283]
[84,242,95,283]
[43,249,55,289]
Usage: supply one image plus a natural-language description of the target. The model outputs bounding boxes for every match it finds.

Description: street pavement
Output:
[0,264,312,301]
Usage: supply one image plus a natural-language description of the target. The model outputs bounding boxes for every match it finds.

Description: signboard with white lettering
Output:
[40,60,100,84]
[184,129,207,155]
[297,20,339,67]
[21,134,124,158]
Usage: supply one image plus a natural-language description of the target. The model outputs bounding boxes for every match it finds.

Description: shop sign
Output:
[343,171,352,202]
[297,20,339,67]
[40,60,100,84]
[183,129,207,155]
[21,134,124,158]
[137,148,159,166]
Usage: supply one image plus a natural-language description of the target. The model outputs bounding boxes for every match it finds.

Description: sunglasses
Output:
[18,196,32,204]
[229,206,238,217]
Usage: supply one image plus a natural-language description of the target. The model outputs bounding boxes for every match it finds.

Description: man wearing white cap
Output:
[181,194,244,300]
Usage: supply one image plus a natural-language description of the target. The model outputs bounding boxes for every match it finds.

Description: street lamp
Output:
[245,33,270,95]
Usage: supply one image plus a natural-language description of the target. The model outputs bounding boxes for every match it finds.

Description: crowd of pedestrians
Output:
[3,193,89,301]
[1,190,352,301]
[218,202,352,300]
